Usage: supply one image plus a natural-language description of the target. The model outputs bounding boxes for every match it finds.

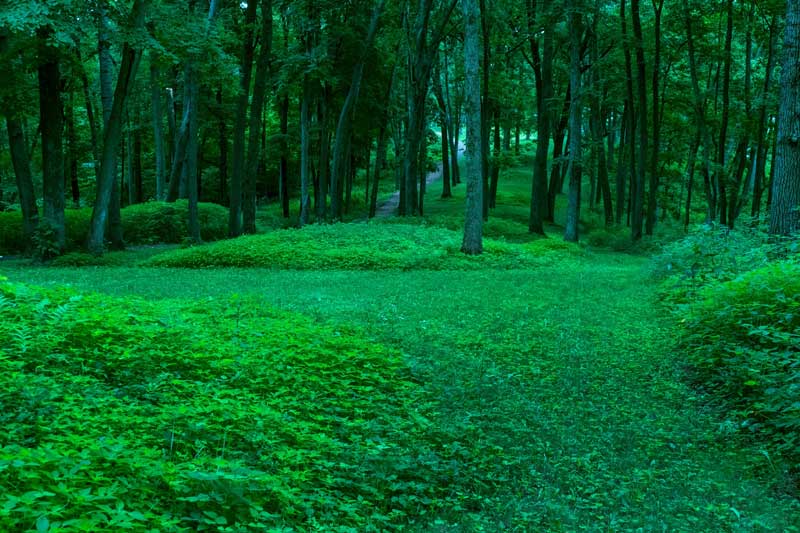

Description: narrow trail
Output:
[375,141,465,217]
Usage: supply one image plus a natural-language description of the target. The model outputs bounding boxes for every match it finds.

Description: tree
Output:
[37,25,66,253]
[87,0,147,255]
[563,0,583,243]
[462,0,483,254]
[770,0,800,235]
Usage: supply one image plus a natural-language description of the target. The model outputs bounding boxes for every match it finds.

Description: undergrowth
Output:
[141,223,580,271]
[655,226,800,485]
[0,277,476,531]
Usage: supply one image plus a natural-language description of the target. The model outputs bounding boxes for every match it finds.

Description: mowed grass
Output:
[2,163,798,530]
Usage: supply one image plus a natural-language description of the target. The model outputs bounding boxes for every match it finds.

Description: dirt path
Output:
[375,141,465,217]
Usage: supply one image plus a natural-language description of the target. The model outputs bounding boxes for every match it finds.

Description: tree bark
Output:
[462,0,483,254]
[151,59,166,200]
[630,0,647,241]
[5,118,38,242]
[229,0,258,236]
[98,6,124,249]
[87,0,146,255]
[645,0,664,235]
[243,0,273,234]
[37,26,66,253]
[528,0,553,235]
[770,0,800,235]
[564,4,583,243]
[716,0,734,226]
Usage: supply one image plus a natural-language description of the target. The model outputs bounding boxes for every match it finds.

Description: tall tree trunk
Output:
[403,0,458,216]
[480,0,491,220]
[300,78,311,225]
[331,1,385,220]
[66,89,80,207]
[88,0,146,254]
[646,0,664,235]
[590,4,613,227]
[151,59,166,200]
[462,0,483,254]
[6,117,39,242]
[217,87,228,204]
[185,65,201,242]
[528,0,552,235]
[564,4,583,242]
[98,6,124,249]
[630,0,647,241]
[243,0,273,234]
[615,103,628,224]
[37,26,66,253]
[752,16,778,218]
[683,0,715,223]
[547,87,570,221]
[770,0,800,235]
[229,0,257,236]
[621,0,637,227]
[315,93,327,221]
[73,41,101,185]
[717,0,734,226]
[278,94,290,218]
[489,108,501,208]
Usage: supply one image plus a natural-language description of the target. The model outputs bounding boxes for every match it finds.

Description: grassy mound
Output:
[0,277,467,531]
[679,259,800,465]
[142,223,572,271]
[0,201,228,255]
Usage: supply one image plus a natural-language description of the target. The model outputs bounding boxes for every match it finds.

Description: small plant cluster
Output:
[0,278,482,531]
[655,226,800,479]
[0,201,228,256]
[142,223,575,271]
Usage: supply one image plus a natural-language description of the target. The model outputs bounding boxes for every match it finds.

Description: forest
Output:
[0,0,799,530]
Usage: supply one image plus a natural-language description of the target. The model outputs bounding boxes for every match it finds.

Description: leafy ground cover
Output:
[140,223,578,271]
[0,277,478,531]
[3,252,799,531]
[2,167,798,531]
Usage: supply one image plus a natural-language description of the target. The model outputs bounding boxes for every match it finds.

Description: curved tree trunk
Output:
[87,0,146,255]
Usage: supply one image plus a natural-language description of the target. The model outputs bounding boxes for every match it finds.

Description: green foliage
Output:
[0,278,470,531]
[678,259,800,468]
[650,225,796,303]
[30,220,62,261]
[120,201,228,245]
[142,223,561,271]
[0,202,228,255]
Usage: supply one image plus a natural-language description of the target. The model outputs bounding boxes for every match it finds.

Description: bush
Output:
[142,223,564,271]
[0,201,228,255]
[121,200,229,245]
[679,259,800,464]
[0,278,466,530]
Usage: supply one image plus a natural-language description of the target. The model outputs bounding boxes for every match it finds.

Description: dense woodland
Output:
[1,0,799,254]
[1,0,800,531]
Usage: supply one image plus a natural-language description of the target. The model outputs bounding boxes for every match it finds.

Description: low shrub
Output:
[651,224,776,283]
[679,259,800,465]
[0,278,465,530]
[121,200,229,245]
[142,223,561,271]
[0,201,228,255]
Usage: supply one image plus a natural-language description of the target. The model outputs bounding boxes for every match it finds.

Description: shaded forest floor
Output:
[3,251,799,530]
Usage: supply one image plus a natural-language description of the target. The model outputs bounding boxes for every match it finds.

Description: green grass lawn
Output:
[1,164,798,531]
